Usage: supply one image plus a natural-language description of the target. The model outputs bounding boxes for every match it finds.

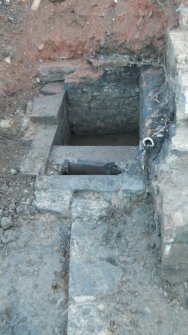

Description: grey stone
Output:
[16,206,24,215]
[34,189,73,217]
[20,124,57,176]
[162,243,188,267]
[40,82,64,95]
[0,228,3,237]
[49,145,140,176]
[10,169,18,176]
[35,174,145,195]
[30,93,65,125]
[1,217,13,230]
[37,62,79,83]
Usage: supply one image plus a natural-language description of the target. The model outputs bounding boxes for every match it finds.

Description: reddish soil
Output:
[0,0,180,114]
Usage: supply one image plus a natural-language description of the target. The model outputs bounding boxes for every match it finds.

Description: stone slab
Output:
[30,93,65,124]
[37,61,79,83]
[35,174,145,194]
[50,145,139,164]
[178,4,188,30]
[49,145,141,175]
[166,29,188,122]
[171,124,188,152]
[20,124,57,175]
[167,29,188,75]
[68,196,125,335]
[34,189,73,217]
[40,82,64,95]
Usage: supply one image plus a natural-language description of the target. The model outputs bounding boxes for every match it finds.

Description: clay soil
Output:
[0,0,180,115]
[0,0,180,183]
[0,1,188,334]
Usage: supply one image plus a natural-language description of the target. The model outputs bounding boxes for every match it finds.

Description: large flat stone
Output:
[20,124,57,175]
[166,29,188,122]
[49,145,141,175]
[50,145,139,164]
[34,189,73,217]
[40,82,64,95]
[68,196,125,335]
[167,29,188,75]
[30,93,65,124]
[171,124,188,152]
[37,61,79,83]
[35,175,145,194]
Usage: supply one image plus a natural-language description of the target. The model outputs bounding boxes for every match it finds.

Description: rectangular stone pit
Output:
[50,65,140,176]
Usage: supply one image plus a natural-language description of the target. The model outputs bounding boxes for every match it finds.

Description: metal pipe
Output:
[143,137,155,148]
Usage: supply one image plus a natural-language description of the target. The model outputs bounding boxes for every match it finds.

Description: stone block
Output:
[37,61,79,83]
[34,174,145,195]
[34,188,72,217]
[49,145,141,175]
[30,93,65,124]
[166,30,188,76]
[67,197,124,335]
[40,82,64,95]
[162,243,188,267]
[20,124,57,175]
[178,4,188,30]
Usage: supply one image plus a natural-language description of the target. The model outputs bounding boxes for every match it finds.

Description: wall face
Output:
[65,66,139,135]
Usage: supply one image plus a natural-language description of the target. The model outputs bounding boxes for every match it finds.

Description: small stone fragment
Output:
[10,168,17,175]
[4,56,11,64]
[16,206,24,215]
[1,217,13,230]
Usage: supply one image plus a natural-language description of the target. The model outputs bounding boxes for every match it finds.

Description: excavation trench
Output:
[48,64,169,176]
[31,63,175,335]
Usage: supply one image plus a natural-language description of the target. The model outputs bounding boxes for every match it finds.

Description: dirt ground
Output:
[0,0,180,116]
[1,1,188,334]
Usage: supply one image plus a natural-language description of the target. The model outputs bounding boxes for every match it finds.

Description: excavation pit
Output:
[54,65,140,147]
[48,65,144,175]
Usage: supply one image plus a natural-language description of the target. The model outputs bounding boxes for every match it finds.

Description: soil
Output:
[0,0,181,116]
[0,1,188,334]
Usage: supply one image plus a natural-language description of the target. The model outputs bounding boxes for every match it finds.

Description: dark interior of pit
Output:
[55,65,140,146]
[69,131,139,146]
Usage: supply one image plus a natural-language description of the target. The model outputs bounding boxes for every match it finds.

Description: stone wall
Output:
[149,9,188,301]
[65,65,139,135]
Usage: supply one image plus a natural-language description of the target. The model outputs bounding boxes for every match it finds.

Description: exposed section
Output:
[65,65,139,136]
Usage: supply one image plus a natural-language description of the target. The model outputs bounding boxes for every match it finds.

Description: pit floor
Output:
[69,131,139,146]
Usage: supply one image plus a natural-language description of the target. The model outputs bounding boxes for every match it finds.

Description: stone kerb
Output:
[157,17,188,286]
[178,2,188,30]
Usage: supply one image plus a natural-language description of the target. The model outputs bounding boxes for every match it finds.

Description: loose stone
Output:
[0,217,13,230]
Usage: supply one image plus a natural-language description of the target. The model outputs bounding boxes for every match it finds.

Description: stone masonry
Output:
[151,4,188,289]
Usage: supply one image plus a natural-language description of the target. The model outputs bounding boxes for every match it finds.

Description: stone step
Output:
[34,174,145,216]
[30,92,65,124]
[20,124,58,176]
[48,145,141,175]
